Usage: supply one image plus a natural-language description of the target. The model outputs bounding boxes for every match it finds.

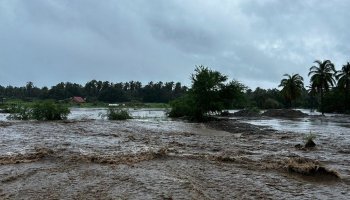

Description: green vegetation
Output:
[169,65,245,121]
[31,101,70,120]
[168,94,195,118]
[246,107,260,114]
[245,88,285,109]
[7,101,70,120]
[0,80,187,104]
[304,132,316,143]
[304,131,317,148]
[308,60,336,115]
[1,59,350,115]
[336,62,350,91]
[279,74,304,108]
[336,62,350,112]
[6,104,32,120]
[105,107,132,120]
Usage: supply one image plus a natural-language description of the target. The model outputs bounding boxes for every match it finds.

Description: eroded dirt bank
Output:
[1,118,349,199]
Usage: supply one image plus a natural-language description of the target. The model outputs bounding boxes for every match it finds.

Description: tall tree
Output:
[336,62,350,110]
[169,66,245,121]
[25,81,34,97]
[190,66,228,119]
[336,62,350,91]
[279,73,304,108]
[308,60,336,114]
[306,82,318,111]
[84,80,98,97]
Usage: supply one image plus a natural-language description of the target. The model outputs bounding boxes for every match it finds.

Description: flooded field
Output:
[1,108,350,199]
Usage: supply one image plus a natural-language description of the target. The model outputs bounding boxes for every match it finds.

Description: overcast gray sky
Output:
[1,0,349,89]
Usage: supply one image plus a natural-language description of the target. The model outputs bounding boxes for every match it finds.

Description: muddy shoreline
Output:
[1,117,349,199]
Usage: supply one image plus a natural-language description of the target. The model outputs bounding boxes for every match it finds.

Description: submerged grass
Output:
[303,131,317,148]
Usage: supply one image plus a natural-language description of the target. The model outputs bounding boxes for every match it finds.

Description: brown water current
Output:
[1,110,350,199]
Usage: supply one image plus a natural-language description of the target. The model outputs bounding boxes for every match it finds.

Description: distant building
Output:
[72,96,86,104]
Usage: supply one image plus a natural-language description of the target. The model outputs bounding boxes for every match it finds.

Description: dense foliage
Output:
[7,101,70,120]
[6,104,32,120]
[243,60,349,114]
[279,74,304,108]
[169,66,246,121]
[168,94,195,118]
[308,60,336,114]
[31,101,70,120]
[0,80,187,104]
[335,62,350,112]
[1,59,350,114]
[105,107,132,120]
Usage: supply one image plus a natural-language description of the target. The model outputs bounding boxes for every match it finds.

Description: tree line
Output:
[168,61,349,121]
[1,59,349,114]
[277,60,350,114]
[0,80,188,103]
[235,60,349,114]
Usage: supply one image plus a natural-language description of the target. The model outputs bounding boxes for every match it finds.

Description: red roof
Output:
[72,96,85,103]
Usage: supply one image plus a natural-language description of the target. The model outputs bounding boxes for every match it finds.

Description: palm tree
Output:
[308,60,336,115]
[307,82,318,112]
[26,81,34,97]
[336,62,350,90]
[336,62,350,109]
[279,73,304,108]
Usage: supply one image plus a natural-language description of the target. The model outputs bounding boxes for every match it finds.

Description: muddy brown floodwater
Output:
[1,110,350,199]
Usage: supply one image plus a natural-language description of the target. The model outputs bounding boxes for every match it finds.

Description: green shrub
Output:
[4,104,21,113]
[263,98,281,109]
[7,101,70,120]
[168,94,195,119]
[105,107,132,120]
[247,106,260,113]
[6,104,32,120]
[304,131,317,148]
[304,131,316,142]
[31,101,70,120]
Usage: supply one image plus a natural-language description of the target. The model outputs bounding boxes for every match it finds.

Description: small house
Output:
[72,96,86,104]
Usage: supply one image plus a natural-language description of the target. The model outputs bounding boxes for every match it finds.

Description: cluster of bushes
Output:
[6,104,32,120]
[104,107,132,120]
[168,94,195,119]
[168,66,246,121]
[6,101,134,121]
[7,101,70,120]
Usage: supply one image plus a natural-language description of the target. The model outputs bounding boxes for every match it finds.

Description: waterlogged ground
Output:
[0,109,350,199]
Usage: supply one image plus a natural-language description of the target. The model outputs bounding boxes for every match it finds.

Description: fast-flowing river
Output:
[0,108,349,199]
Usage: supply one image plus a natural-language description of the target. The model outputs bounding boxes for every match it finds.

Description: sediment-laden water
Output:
[0,109,349,199]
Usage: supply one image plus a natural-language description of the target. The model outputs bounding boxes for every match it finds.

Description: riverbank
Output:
[0,116,349,199]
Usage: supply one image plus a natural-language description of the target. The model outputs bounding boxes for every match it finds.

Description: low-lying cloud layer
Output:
[1,0,349,89]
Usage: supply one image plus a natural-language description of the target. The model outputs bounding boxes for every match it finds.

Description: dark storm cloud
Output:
[1,0,349,89]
